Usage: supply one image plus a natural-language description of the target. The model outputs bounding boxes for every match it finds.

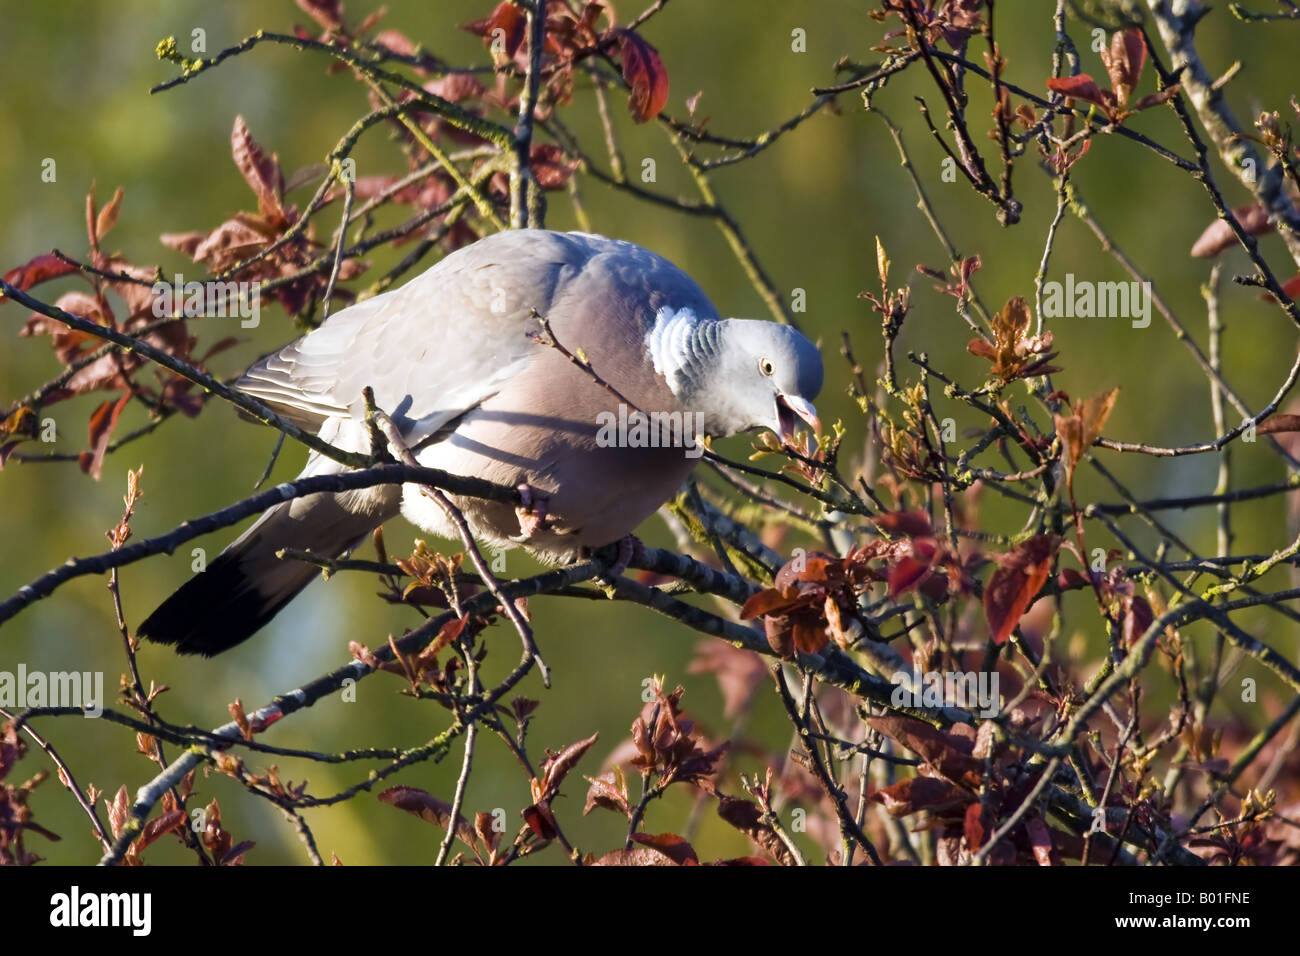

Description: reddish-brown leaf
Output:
[1132,85,1180,112]
[869,776,973,817]
[887,537,939,598]
[78,393,131,481]
[521,803,557,840]
[1056,387,1119,478]
[536,732,599,801]
[1046,74,1107,107]
[464,2,526,59]
[590,846,680,865]
[295,0,343,31]
[739,587,802,620]
[1,253,78,300]
[984,534,1058,645]
[1258,414,1300,435]
[474,811,501,856]
[135,808,186,853]
[631,832,699,865]
[231,116,285,223]
[1191,203,1274,257]
[619,30,669,122]
[716,794,797,865]
[106,785,130,839]
[214,840,253,865]
[1026,815,1058,865]
[159,232,206,258]
[1101,29,1145,105]
[583,768,631,817]
[377,786,477,847]
[95,187,125,243]
[1122,594,1155,649]
[875,509,934,538]
[964,800,989,848]
[424,73,488,104]
[687,639,766,719]
[530,143,578,189]
[866,715,983,784]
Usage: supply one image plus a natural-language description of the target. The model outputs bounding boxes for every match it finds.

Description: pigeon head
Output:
[648,308,823,443]
[713,318,824,442]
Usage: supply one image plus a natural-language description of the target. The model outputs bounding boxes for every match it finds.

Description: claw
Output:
[595,534,642,587]
[512,483,552,541]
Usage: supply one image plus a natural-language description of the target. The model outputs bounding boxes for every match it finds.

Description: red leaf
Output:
[295,0,343,31]
[135,809,186,852]
[875,509,934,538]
[618,30,669,122]
[1046,74,1107,107]
[1,253,78,301]
[373,30,417,59]
[1123,594,1155,649]
[1275,274,1300,302]
[865,715,983,785]
[1101,29,1146,105]
[631,832,699,865]
[1026,815,1057,865]
[1258,414,1300,435]
[688,639,767,719]
[1132,85,1180,112]
[773,552,836,589]
[78,393,131,481]
[739,587,803,620]
[964,801,988,849]
[591,846,680,866]
[869,776,973,817]
[424,73,488,105]
[521,803,557,840]
[377,786,477,847]
[535,732,599,801]
[1190,203,1274,257]
[95,187,125,244]
[984,534,1058,644]
[231,116,285,223]
[887,538,939,598]
[218,840,256,865]
[1056,568,1091,592]
[464,2,526,59]
[583,768,630,817]
[716,795,797,865]
[530,143,578,189]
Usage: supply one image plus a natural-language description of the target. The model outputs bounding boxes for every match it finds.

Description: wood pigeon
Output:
[139,229,823,655]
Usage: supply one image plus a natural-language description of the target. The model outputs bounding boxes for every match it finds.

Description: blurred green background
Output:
[2,0,1298,864]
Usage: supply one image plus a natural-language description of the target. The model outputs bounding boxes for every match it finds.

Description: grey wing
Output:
[235,230,599,442]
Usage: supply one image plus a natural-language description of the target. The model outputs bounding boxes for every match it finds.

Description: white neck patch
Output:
[647,305,700,396]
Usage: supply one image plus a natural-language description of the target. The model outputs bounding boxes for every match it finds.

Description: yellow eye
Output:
[759,357,775,376]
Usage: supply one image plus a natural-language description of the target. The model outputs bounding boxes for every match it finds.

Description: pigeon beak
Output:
[775,393,821,446]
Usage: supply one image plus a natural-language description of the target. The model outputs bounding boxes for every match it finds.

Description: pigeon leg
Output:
[512,483,552,541]
[594,533,643,586]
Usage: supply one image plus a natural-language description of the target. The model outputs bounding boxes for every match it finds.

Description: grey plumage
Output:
[139,229,823,655]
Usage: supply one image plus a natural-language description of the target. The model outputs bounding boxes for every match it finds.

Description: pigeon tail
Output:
[138,487,396,657]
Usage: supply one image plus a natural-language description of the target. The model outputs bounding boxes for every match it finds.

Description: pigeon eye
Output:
[759,357,775,376]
